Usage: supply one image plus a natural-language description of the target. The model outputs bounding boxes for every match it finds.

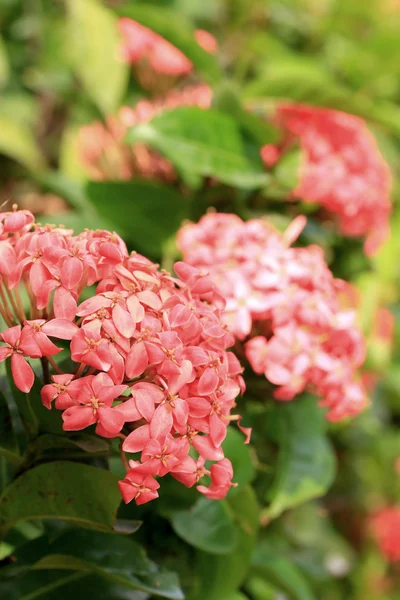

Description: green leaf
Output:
[212,80,280,145]
[266,397,336,519]
[193,486,260,600]
[0,571,150,600]
[0,118,44,171]
[252,542,316,600]
[0,390,21,492]
[86,180,190,256]
[170,496,237,554]
[127,107,268,189]
[0,461,121,536]
[66,0,128,114]
[8,530,183,600]
[222,428,255,493]
[0,34,9,87]
[116,4,221,83]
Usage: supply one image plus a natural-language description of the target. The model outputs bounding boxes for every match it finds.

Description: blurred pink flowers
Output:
[370,506,400,563]
[178,212,367,421]
[119,18,193,77]
[79,84,212,181]
[261,103,392,255]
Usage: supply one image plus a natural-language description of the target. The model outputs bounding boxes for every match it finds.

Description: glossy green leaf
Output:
[193,486,259,600]
[171,496,237,554]
[126,107,268,189]
[0,461,121,536]
[6,530,183,600]
[117,4,221,83]
[66,0,128,114]
[266,397,336,519]
[0,571,150,600]
[86,180,190,256]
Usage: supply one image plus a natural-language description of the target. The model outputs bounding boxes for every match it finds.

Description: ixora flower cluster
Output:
[370,507,400,563]
[178,213,367,422]
[261,103,392,255]
[0,207,248,505]
[119,18,217,76]
[79,84,212,181]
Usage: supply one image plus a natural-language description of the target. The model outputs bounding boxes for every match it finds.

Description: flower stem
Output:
[40,357,50,384]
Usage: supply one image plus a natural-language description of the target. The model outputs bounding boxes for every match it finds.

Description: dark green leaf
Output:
[170,496,237,554]
[0,461,121,536]
[266,397,336,519]
[86,180,190,256]
[0,571,150,600]
[8,530,183,600]
[127,107,268,189]
[193,485,259,600]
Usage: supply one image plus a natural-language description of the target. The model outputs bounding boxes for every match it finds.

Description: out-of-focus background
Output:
[1,1,400,599]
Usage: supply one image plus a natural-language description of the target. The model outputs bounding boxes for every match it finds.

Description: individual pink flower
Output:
[197,458,236,499]
[62,373,127,436]
[0,326,35,393]
[41,374,85,410]
[118,469,160,505]
[70,328,112,371]
[261,103,392,255]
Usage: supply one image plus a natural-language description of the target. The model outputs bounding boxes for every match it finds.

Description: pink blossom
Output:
[262,103,392,255]
[0,326,35,393]
[118,18,193,76]
[0,207,247,506]
[178,212,367,421]
[370,506,400,563]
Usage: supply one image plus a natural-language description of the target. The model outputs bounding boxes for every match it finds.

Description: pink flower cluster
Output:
[261,103,392,255]
[177,212,367,421]
[0,207,248,505]
[119,18,193,77]
[79,84,212,181]
[370,507,400,563]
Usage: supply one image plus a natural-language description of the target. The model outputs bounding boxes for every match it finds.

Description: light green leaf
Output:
[66,0,128,114]
[0,118,44,171]
[0,461,121,536]
[266,397,336,519]
[0,34,9,87]
[127,107,268,189]
[170,496,237,554]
